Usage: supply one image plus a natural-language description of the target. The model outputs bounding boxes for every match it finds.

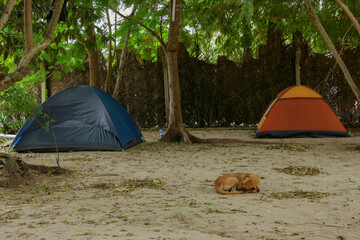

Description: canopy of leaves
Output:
[1,0,359,69]
[184,0,360,61]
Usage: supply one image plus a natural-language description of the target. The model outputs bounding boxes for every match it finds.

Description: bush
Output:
[0,71,46,134]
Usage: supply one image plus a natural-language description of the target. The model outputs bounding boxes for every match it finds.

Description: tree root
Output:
[0,153,70,174]
[160,126,204,143]
[191,137,280,145]
[0,153,71,188]
[24,163,71,174]
[159,128,279,145]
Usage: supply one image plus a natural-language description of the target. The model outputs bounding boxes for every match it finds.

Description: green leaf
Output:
[52,71,62,81]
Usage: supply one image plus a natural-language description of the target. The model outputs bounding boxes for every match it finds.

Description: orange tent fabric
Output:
[255,85,349,138]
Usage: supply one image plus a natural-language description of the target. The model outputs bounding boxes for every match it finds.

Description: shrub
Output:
[0,70,46,134]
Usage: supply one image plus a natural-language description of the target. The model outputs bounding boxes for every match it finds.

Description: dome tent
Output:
[12,85,144,152]
[255,85,349,138]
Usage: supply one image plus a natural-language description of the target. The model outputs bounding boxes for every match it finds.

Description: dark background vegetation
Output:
[49,27,360,129]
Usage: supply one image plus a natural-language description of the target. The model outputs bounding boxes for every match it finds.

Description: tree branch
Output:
[116,10,166,52]
[0,0,65,92]
[0,0,15,31]
[44,0,65,41]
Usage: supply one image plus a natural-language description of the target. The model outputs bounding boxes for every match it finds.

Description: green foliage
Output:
[54,43,87,72]
[182,0,360,61]
[112,0,169,62]
[0,70,46,134]
[1,0,358,75]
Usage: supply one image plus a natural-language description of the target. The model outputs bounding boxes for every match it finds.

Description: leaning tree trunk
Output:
[113,29,131,100]
[307,0,360,103]
[334,0,360,37]
[333,0,360,150]
[113,5,136,100]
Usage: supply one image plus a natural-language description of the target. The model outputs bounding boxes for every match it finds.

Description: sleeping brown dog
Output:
[214,173,261,195]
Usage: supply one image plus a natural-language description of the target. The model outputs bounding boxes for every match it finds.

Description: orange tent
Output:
[255,85,349,138]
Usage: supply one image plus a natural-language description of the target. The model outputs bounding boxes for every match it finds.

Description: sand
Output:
[0,128,359,240]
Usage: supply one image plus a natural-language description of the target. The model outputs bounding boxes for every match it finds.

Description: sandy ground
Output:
[0,128,360,240]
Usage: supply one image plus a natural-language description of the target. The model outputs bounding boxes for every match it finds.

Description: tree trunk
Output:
[307,0,360,103]
[333,0,360,149]
[160,0,200,143]
[113,5,137,100]
[24,0,33,51]
[160,49,170,125]
[88,50,101,88]
[104,8,113,93]
[113,29,131,100]
[86,21,101,89]
[40,61,48,103]
[0,0,15,31]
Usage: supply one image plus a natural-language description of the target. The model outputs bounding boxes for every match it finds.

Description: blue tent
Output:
[12,85,143,152]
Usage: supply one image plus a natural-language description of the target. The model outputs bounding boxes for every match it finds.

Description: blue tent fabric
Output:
[12,85,143,152]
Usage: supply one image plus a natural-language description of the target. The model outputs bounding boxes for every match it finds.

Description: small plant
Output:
[270,190,330,200]
[171,210,189,222]
[32,110,60,166]
[266,144,311,152]
[202,208,226,214]
[119,178,166,191]
[39,216,49,225]
[188,199,198,207]
[40,186,50,191]
[0,71,61,167]
[1,210,21,220]
[61,219,70,225]
[273,166,322,176]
